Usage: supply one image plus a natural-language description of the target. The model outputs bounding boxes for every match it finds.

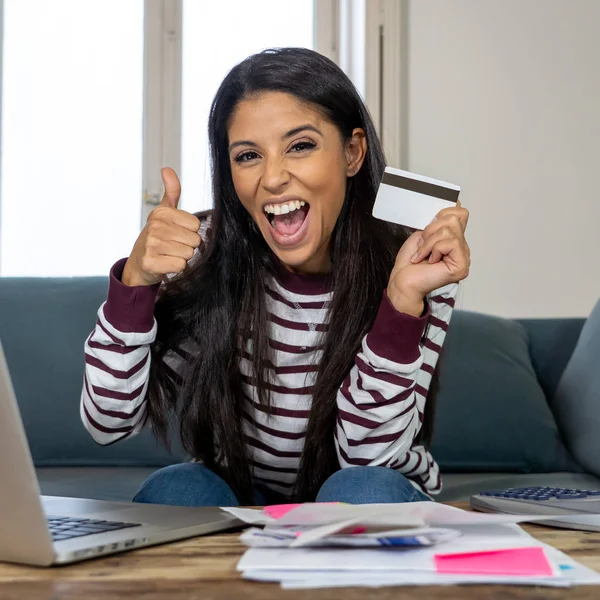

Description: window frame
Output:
[141,0,183,225]
[363,0,406,169]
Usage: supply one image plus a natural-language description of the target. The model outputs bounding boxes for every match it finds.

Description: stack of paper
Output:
[222,503,600,589]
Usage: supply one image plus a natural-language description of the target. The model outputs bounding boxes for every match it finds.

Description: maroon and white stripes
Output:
[80,258,457,498]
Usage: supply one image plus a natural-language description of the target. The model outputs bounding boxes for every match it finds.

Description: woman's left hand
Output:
[387,201,471,317]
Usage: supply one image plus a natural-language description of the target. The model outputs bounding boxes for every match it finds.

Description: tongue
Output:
[272,206,308,236]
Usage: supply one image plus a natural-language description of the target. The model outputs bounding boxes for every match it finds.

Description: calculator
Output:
[470,486,600,532]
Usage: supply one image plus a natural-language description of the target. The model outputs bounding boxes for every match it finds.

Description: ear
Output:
[345,128,367,177]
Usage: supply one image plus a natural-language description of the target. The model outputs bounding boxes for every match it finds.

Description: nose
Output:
[260,156,291,195]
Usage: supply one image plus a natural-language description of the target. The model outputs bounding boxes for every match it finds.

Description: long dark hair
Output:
[147,48,437,503]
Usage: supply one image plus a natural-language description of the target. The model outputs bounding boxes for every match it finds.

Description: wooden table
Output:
[1,505,600,600]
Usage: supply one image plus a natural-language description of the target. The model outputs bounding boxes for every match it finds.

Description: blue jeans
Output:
[133,463,431,506]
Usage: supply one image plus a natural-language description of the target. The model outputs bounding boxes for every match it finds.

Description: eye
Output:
[234,150,260,163]
[290,140,316,153]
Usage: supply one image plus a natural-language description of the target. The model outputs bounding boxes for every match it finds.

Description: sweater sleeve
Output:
[334,283,458,494]
[80,258,160,445]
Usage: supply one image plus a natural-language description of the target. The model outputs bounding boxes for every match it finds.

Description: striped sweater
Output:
[81,258,457,497]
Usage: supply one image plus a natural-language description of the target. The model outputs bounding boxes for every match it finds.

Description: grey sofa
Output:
[1,276,598,503]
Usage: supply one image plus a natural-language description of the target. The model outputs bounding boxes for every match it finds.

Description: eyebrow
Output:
[228,124,323,152]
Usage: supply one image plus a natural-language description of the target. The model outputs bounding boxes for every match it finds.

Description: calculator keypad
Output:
[480,486,600,501]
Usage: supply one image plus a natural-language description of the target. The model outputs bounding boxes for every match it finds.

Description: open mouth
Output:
[264,200,310,238]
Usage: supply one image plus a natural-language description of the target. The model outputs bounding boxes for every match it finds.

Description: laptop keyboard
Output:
[47,515,141,542]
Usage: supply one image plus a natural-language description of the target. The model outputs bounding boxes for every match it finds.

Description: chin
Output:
[270,245,314,270]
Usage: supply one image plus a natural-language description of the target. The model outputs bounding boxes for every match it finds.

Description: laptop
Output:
[0,342,243,566]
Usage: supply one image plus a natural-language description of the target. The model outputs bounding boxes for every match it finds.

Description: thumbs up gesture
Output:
[122,168,202,287]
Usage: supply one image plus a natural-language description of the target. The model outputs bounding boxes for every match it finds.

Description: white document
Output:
[238,523,556,574]
[221,507,276,525]
[228,502,600,589]
[268,502,578,529]
[241,526,460,549]
[244,570,571,589]
[277,573,571,589]
[233,504,600,589]
[259,544,600,590]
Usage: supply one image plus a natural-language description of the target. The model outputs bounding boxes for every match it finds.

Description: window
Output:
[0,1,323,276]
[0,0,144,276]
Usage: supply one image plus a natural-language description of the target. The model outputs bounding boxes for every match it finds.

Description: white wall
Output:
[406,0,600,318]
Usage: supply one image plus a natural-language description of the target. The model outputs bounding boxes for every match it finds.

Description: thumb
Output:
[160,167,181,209]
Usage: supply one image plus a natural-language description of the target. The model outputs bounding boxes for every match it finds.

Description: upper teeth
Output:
[264,200,306,215]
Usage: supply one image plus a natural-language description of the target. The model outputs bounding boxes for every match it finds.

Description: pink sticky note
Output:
[264,502,341,520]
[264,504,302,519]
[348,526,367,535]
[435,547,553,577]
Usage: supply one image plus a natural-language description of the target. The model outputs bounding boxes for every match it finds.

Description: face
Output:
[227,92,366,274]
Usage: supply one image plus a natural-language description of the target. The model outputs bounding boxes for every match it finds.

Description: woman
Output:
[81,48,470,507]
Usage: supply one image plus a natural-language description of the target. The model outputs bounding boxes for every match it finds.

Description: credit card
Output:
[373,166,460,230]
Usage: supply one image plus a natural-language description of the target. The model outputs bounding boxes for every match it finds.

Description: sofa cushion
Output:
[518,317,585,400]
[431,310,578,473]
[0,277,186,467]
[552,299,600,476]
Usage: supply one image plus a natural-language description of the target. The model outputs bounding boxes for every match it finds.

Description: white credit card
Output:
[372,166,460,230]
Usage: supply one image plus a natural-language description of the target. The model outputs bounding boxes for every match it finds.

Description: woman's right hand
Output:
[122,168,202,287]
